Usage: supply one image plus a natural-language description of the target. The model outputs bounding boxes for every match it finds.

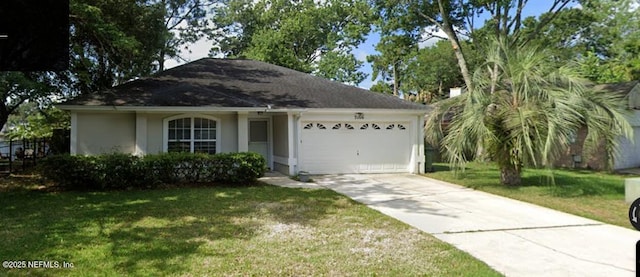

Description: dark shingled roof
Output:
[61,58,429,111]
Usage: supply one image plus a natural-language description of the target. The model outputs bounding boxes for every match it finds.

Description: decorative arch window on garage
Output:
[167,116,217,154]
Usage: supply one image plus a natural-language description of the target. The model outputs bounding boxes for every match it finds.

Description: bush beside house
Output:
[38,152,267,191]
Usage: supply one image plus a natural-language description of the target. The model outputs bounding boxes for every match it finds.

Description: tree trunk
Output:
[158,48,166,72]
[392,62,399,96]
[436,0,473,93]
[500,166,522,186]
[0,108,9,136]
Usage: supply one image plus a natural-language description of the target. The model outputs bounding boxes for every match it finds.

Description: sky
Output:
[164,2,577,89]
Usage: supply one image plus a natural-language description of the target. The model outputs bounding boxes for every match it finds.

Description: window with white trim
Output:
[166,116,218,154]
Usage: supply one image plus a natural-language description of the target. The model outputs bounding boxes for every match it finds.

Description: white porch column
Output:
[237,112,249,152]
[70,112,78,155]
[135,113,147,155]
[418,114,426,174]
[287,112,297,175]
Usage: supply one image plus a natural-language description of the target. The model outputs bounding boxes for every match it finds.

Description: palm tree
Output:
[425,38,632,186]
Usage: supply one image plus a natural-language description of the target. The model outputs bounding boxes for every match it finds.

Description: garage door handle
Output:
[357,150,359,156]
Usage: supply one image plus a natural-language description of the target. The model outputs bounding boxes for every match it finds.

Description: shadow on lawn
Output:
[0,185,343,276]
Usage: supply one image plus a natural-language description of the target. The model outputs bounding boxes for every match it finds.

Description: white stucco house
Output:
[57,58,430,175]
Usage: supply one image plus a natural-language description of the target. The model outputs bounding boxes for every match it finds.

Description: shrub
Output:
[38,152,267,191]
[36,154,101,190]
[99,153,151,189]
[213,152,267,183]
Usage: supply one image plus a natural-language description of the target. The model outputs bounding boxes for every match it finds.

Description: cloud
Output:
[354,49,369,62]
[164,38,216,69]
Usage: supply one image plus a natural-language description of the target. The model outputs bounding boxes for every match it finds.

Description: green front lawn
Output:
[0,180,501,276]
[425,162,631,228]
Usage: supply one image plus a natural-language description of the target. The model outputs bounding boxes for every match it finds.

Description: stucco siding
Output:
[220,113,238,153]
[145,114,165,154]
[273,114,288,157]
[76,112,136,154]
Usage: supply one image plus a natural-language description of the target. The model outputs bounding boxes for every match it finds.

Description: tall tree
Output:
[518,0,640,82]
[372,0,576,92]
[425,38,632,186]
[367,35,416,96]
[212,0,373,83]
[67,0,166,95]
[156,0,216,71]
[315,51,367,86]
[0,72,54,133]
[6,104,70,140]
[403,39,465,104]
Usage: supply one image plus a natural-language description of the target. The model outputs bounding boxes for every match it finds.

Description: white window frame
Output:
[162,114,221,154]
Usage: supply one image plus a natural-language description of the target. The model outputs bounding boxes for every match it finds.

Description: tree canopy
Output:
[370,0,640,96]
[66,0,166,95]
[211,0,374,85]
[425,37,632,185]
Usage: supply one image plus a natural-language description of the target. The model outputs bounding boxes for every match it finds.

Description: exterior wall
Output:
[555,126,608,170]
[272,114,290,175]
[75,112,239,155]
[220,113,238,153]
[75,112,136,154]
[145,113,164,154]
[72,109,426,175]
[272,114,288,157]
[614,127,640,170]
[613,110,640,169]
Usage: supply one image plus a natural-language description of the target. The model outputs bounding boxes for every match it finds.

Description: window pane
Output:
[167,117,217,154]
[249,121,267,142]
[194,141,216,154]
[168,141,189,152]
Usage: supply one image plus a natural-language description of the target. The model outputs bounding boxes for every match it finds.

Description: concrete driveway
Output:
[308,173,639,277]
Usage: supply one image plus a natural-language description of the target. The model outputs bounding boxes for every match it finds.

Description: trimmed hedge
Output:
[38,152,267,191]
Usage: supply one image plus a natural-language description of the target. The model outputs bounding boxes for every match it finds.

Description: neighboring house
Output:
[57,58,430,175]
[555,80,640,170]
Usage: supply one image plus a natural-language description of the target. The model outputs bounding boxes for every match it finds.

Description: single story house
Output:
[57,58,430,175]
[555,80,640,170]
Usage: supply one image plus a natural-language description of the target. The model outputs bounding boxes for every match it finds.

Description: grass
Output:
[425,162,631,228]
[0,176,501,276]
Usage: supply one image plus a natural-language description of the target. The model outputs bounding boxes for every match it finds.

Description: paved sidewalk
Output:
[260,172,639,276]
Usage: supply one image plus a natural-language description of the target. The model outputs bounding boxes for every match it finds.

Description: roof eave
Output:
[55,105,309,113]
[301,108,429,115]
[56,105,430,115]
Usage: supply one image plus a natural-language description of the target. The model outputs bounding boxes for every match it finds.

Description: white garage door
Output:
[300,122,413,174]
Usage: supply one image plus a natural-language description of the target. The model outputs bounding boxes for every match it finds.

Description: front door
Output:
[248,119,270,168]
